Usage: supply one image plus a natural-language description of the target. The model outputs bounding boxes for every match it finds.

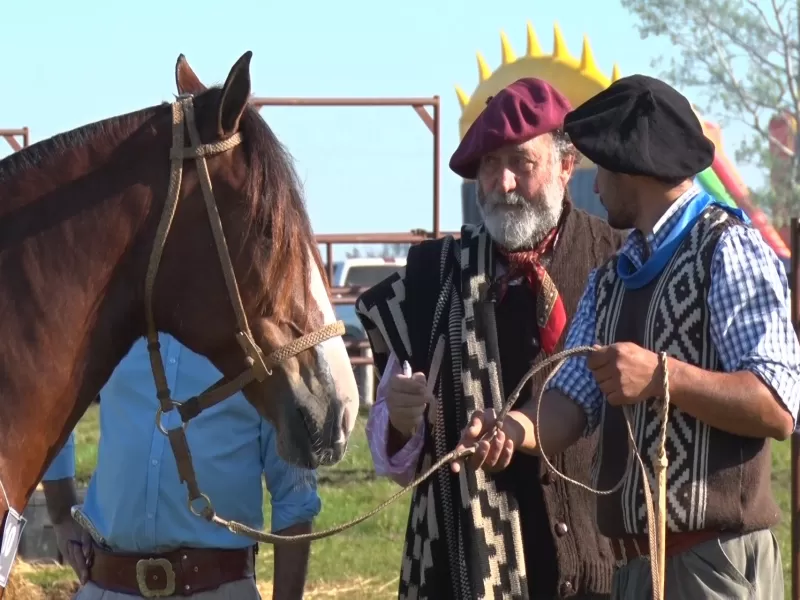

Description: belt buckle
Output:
[135,557,176,598]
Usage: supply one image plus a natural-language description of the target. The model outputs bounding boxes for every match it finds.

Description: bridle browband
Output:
[143,95,345,519]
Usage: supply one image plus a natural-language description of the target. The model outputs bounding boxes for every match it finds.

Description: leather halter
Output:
[143,95,345,517]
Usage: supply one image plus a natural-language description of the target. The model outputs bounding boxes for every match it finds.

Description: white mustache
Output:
[482,192,529,209]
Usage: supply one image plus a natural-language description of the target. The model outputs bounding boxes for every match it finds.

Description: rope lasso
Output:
[521,347,670,600]
[205,348,594,543]
[201,345,671,598]
[208,345,668,582]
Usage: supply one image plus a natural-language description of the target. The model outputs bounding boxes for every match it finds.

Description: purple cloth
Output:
[449,77,573,179]
[365,353,425,486]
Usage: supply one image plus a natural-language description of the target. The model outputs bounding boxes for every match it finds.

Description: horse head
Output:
[148,52,359,468]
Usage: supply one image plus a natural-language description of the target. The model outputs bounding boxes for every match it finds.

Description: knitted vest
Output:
[592,206,780,538]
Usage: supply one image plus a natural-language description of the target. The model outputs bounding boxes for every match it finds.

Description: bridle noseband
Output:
[143,95,345,517]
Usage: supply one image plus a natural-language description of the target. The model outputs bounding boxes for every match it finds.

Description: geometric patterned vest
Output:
[592,206,780,537]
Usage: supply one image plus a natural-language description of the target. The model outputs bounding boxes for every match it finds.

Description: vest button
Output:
[554,522,568,537]
[559,580,574,597]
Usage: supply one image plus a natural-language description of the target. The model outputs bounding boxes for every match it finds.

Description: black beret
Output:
[564,74,715,180]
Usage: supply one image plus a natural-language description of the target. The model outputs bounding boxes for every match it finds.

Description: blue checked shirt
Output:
[547,185,800,433]
[42,334,321,552]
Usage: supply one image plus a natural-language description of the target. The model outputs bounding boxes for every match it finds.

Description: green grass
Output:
[33,405,799,597]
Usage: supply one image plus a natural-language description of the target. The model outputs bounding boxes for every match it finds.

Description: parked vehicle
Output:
[331,257,407,407]
[331,257,407,288]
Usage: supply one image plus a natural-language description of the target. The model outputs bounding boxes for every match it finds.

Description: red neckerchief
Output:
[495,227,567,353]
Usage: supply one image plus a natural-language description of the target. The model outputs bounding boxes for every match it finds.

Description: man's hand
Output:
[386,370,433,438]
[587,342,661,406]
[53,518,93,585]
[451,409,521,474]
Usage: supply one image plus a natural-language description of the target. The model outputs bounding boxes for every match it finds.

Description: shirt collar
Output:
[645,183,702,252]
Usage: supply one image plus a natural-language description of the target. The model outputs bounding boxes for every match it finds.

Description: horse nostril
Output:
[330,439,346,463]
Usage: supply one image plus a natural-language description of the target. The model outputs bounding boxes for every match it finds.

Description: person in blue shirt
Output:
[42,333,321,600]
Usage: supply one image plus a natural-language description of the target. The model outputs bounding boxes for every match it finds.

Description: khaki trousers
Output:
[611,529,783,599]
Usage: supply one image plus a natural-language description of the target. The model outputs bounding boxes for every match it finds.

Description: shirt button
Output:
[554,522,568,537]
[559,580,574,597]
[168,357,177,365]
[147,513,154,519]
[541,470,554,485]
[151,459,158,466]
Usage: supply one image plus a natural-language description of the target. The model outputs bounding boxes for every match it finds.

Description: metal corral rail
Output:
[1,128,29,152]
[791,218,800,600]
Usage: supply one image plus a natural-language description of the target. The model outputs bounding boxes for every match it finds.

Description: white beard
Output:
[477,176,565,251]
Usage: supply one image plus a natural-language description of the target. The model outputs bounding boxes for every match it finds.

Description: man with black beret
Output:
[356,77,626,599]
[458,74,800,599]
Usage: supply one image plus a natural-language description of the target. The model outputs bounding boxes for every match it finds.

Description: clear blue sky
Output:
[2,1,759,259]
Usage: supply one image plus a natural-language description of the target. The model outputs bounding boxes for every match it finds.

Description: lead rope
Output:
[205,345,671,600]
[529,350,670,600]
[144,97,347,520]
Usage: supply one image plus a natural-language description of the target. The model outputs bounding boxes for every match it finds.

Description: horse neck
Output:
[0,117,166,511]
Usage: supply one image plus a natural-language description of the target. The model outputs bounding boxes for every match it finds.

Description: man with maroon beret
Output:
[356,77,627,599]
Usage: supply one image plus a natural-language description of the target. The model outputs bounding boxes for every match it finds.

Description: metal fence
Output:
[1,127,29,152]
[790,218,800,600]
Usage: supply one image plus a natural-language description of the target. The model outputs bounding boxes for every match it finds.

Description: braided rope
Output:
[205,343,671,600]
[266,321,346,365]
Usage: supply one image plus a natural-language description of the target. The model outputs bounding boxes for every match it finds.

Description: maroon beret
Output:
[450,77,572,179]
[450,78,572,179]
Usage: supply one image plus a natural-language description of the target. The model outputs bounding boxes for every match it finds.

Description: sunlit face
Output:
[476,133,574,250]
[594,167,637,230]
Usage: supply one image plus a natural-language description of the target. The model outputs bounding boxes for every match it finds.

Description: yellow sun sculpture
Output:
[455,22,621,170]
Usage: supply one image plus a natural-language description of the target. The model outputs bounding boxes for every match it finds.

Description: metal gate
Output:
[790,218,800,600]
[1,127,29,152]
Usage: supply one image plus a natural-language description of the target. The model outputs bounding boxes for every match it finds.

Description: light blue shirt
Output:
[43,334,321,552]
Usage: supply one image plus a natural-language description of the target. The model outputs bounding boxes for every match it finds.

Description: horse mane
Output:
[233,96,324,328]
[0,107,159,182]
[0,88,323,329]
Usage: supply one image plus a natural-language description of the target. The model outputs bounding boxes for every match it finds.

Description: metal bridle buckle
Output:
[188,492,214,519]
[135,557,176,598]
[155,401,188,436]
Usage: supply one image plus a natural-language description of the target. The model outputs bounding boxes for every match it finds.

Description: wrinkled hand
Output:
[451,409,518,474]
[587,342,662,406]
[386,370,433,438]
[53,518,93,585]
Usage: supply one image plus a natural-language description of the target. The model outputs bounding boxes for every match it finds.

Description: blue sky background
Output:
[2,1,760,259]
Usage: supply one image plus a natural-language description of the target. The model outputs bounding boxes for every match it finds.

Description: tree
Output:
[621,0,800,226]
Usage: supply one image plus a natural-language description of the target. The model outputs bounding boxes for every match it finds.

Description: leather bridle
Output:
[143,95,345,519]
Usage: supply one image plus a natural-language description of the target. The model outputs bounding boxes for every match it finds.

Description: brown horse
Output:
[0,50,359,574]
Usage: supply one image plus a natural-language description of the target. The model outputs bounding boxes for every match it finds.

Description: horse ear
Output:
[175,54,207,95]
[217,51,253,137]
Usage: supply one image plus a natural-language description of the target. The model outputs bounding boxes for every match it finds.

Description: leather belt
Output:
[88,544,255,598]
[611,530,720,565]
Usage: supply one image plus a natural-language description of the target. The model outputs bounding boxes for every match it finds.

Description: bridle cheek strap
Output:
[143,95,344,519]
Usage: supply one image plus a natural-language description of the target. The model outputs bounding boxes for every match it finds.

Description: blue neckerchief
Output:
[616,191,750,289]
